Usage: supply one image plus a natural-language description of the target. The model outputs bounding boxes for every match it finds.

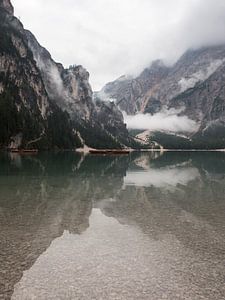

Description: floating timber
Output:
[89,149,130,155]
[9,149,38,154]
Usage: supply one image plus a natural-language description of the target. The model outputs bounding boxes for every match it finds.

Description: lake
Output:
[0,151,225,299]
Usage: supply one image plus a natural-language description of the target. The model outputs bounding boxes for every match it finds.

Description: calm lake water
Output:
[0,151,225,299]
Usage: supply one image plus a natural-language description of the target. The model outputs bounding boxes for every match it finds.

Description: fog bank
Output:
[13,0,225,90]
[123,109,198,133]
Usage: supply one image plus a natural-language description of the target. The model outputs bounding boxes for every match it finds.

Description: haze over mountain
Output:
[97,45,225,148]
[12,0,225,90]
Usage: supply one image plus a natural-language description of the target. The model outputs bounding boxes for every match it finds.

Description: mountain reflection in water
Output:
[0,151,225,299]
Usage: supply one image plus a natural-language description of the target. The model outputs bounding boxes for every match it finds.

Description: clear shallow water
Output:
[0,152,225,300]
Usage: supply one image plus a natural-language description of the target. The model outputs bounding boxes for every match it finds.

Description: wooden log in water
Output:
[89,149,130,155]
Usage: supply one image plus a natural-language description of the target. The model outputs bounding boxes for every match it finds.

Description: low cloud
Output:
[12,0,225,90]
[123,109,198,133]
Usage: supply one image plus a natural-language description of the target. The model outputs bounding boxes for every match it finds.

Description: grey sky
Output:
[12,0,225,90]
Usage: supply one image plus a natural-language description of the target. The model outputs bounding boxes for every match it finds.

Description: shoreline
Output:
[1,148,225,154]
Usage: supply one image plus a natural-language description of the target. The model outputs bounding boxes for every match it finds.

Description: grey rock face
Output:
[0,3,52,148]
[97,60,169,115]
[166,47,225,147]
[0,0,13,14]
[154,46,225,108]
[25,30,94,121]
[100,46,225,117]
[99,45,225,147]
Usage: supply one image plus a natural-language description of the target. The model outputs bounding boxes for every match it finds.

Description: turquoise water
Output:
[0,152,225,299]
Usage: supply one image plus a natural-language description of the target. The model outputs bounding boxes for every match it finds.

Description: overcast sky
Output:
[12,0,225,90]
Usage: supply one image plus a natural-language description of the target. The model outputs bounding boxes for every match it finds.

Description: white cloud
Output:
[12,0,225,90]
[123,109,198,133]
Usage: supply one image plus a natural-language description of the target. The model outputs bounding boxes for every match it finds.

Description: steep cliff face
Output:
[25,30,94,122]
[0,0,136,149]
[99,45,225,148]
[25,30,136,149]
[0,0,82,149]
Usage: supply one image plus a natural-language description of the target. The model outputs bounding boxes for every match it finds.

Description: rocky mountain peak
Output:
[68,65,90,80]
[0,0,14,15]
[150,59,166,69]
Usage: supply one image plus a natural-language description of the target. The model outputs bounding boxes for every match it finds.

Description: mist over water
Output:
[0,152,225,299]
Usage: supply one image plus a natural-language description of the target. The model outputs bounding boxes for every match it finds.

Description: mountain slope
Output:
[98,45,225,148]
[0,0,82,149]
[97,60,169,115]
[25,30,136,149]
[0,0,137,150]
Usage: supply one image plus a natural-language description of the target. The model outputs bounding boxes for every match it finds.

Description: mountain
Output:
[98,46,225,148]
[96,60,169,115]
[0,0,137,150]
